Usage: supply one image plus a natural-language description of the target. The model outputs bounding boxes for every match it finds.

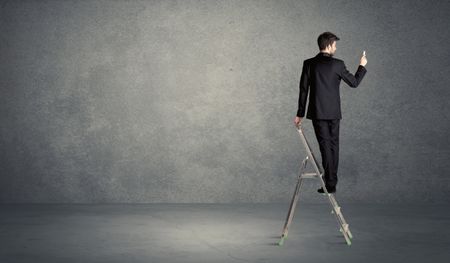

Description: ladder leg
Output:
[278,158,307,246]
[329,195,353,239]
[326,194,352,245]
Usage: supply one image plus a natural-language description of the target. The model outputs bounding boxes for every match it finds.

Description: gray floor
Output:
[1,202,449,263]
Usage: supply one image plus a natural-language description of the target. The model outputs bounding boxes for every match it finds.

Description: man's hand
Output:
[360,50,367,66]
[294,116,302,127]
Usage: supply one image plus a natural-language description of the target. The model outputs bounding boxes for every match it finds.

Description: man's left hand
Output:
[294,116,302,127]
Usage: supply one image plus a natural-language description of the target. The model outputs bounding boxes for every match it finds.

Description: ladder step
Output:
[340,224,350,232]
[331,206,341,215]
[301,173,319,178]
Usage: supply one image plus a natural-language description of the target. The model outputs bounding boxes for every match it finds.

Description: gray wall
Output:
[1,0,449,204]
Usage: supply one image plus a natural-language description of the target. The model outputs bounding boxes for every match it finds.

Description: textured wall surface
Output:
[1,0,449,203]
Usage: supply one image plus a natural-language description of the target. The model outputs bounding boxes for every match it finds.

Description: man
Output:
[294,32,367,194]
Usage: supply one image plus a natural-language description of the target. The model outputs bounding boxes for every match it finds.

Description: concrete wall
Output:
[1,0,449,203]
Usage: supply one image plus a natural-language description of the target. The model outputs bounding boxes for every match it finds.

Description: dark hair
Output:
[317,32,340,50]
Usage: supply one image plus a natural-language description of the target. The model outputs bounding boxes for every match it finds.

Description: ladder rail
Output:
[297,128,322,174]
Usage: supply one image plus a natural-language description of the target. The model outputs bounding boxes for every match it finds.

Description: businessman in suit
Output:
[294,32,367,194]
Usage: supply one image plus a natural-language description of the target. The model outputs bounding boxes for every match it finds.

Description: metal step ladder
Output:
[278,123,353,246]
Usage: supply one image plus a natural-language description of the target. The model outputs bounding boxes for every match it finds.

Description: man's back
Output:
[297,52,367,120]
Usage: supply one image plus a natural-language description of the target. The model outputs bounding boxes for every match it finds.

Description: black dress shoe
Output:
[317,186,336,194]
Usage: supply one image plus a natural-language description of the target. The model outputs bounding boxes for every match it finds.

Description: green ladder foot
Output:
[278,233,287,246]
[278,237,285,246]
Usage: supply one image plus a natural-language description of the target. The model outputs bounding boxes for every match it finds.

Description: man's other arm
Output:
[296,60,310,117]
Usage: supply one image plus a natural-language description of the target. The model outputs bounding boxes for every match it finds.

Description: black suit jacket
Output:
[297,52,367,120]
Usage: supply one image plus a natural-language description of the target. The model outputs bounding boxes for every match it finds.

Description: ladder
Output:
[278,123,353,246]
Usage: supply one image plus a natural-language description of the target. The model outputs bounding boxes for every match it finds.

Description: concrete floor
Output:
[1,202,449,263]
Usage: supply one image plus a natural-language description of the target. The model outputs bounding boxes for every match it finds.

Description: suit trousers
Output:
[312,119,340,188]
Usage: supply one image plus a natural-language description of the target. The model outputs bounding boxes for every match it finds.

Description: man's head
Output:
[317,32,340,56]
